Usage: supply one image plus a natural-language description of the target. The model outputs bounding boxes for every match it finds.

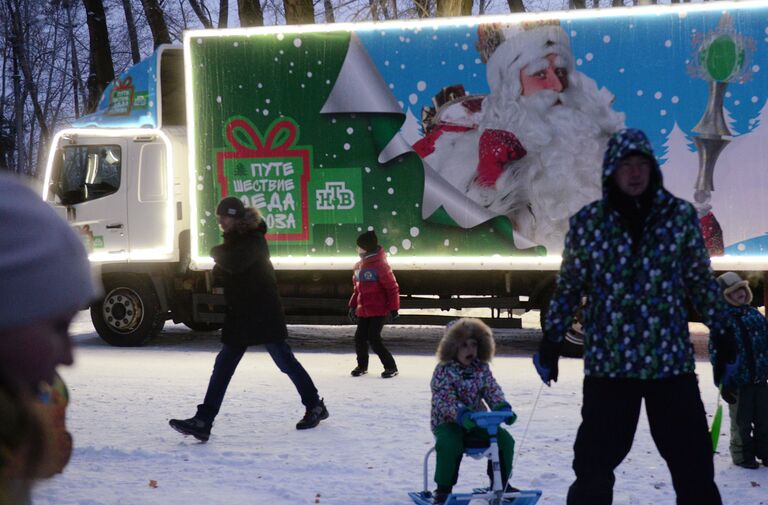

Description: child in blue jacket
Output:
[715,272,768,469]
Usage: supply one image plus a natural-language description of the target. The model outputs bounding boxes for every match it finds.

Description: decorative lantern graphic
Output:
[688,13,754,255]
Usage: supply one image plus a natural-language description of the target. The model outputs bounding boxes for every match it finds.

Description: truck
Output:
[43,1,768,349]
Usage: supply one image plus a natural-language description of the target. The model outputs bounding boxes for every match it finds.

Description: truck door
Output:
[126,139,171,257]
[47,139,129,259]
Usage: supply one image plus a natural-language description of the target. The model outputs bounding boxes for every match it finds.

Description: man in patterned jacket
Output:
[533,129,737,505]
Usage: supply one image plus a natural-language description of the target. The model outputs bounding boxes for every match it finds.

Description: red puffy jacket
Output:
[349,247,400,318]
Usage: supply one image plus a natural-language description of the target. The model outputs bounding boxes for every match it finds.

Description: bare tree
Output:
[284,0,314,24]
[414,0,429,17]
[4,0,49,146]
[120,0,142,63]
[82,0,115,113]
[507,0,524,13]
[436,0,471,17]
[218,0,228,26]
[188,0,213,28]
[139,0,172,47]
[238,0,264,26]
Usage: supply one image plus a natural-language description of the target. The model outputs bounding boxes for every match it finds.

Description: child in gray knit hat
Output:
[714,272,768,469]
[0,173,98,502]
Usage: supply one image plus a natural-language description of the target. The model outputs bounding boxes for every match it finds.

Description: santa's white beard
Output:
[425,71,625,251]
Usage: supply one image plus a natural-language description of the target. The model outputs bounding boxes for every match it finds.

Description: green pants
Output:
[433,422,515,488]
[728,382,768,465]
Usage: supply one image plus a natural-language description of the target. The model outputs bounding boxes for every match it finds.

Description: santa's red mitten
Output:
[700,211,724,256]
[476,129,527,187]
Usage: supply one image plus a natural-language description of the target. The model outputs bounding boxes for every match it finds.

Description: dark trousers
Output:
[354,316,397,370]
[567,374,721,505]
[728,382,768,464]
[196,341,320,423]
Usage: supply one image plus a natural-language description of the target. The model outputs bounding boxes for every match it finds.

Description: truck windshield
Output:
[50,145,121,205]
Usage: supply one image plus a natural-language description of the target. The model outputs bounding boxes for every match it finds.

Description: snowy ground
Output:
[32,313,768,505]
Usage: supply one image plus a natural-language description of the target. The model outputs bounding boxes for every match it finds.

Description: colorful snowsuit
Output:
[430,360,514,488]
[349,247,399,371]
[713,304,768,466]
[542,128,731,505]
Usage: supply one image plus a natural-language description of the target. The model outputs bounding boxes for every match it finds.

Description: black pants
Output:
[567,374,721,505]
[196,342,320,423]
[354,316,396,370]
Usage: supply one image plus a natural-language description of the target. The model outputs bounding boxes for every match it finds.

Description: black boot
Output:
[169,417,212,442]
[350,366,368,377]
[296,398,329,430]
[433,485,452,504]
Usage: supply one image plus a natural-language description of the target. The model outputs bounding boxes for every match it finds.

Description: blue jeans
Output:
[196,342,320,423]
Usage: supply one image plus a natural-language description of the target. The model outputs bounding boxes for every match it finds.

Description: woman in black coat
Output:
[170,197,328,441]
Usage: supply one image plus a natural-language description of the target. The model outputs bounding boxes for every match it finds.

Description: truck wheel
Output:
[182,322,222,332]
[539,298,585,358]
[91,274,166,346]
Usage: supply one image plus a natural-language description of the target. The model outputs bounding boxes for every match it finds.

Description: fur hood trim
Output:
[437,318,495,363]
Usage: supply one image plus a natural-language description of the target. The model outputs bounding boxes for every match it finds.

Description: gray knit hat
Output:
[716,271,753,306]
[0,174,98,331]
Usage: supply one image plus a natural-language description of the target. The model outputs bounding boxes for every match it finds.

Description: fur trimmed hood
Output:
[437,318,495,364]
[231,207,267,235]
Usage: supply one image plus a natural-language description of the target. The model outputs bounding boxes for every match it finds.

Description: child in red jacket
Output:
[348,231,400,378]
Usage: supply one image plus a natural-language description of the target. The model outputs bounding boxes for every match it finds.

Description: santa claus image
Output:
[413,20,625,251]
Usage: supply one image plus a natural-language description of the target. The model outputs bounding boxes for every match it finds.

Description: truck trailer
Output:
[43,1,768,348]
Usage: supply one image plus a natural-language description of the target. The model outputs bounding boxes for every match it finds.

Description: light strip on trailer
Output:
[183,0,768,41]
[43,128,176,263]
[193,254,768,271]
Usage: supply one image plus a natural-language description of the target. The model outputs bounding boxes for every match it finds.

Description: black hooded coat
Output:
[210,211,288,346]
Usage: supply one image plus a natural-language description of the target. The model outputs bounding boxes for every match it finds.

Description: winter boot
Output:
[381,368,398,378]
[296,398,329,430]
[169,417,212,442]
[432,485,452,504]
[735,459,760,469]
[350,367,368,377]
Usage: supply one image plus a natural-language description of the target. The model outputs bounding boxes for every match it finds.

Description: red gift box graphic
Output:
[216,117,310,241]
[106,77,135,116]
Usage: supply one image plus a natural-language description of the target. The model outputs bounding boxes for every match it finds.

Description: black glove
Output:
[721,386,738,405]
[386,310,399,323]
[533,338,561,386]
[348,307,358,324]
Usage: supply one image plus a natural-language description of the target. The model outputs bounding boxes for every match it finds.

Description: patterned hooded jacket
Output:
[543,128,731,379]
[430,318,507,432]
[710,303,768,387]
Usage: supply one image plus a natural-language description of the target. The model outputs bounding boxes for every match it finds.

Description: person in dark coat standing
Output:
[169,197,328,442]
[533,129,738,505]
[348,231,400,378]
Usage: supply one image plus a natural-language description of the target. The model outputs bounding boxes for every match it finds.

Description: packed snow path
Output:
[33,313,768,504]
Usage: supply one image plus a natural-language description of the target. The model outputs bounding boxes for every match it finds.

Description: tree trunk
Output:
[283,0,314,24]
[120,0,141,64]
[188,0,213,28]
[82,0,115,114]
[414,0,429,17]
[369,0,379,19]
[218,0,228,27]
[5,0,49,147]
[11,52,24,173]
[506,0,524,12]
[322,0,334,22]
[139,0,172,48]
[64,0,86,116]
[572,0,587,9]
[436,0,472,17]
[238,0,264,26]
